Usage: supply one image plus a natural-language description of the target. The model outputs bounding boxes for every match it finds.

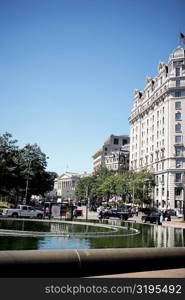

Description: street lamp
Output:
[85,185,89,221]
[24,159,32,204]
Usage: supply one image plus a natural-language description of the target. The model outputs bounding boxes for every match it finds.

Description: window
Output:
[176,159,182,168]
[175,91,181,98]
[175,123,181,132]
[176,67,180,76]
[162,200,165,208]
[162,188,165,196]
[122,139,127,145]
[176,80,180,87]
[175,136,182,144]
[156,151,159,160]
[175,147,182,156]
[156,188,159,196]
[175,102,181,109]
[175,173,182,182]
[175,200,183,208]
[175,112,181,120]
[162,175,164,184]
[114,138,119,145]
[175,187,182,196]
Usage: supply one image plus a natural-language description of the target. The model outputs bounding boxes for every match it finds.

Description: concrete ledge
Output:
[0,247,185,277]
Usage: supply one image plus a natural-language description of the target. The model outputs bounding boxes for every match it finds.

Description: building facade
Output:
[104,144,130,173]
[54,172,81,201]
[54,172,91,201]
[129,46,185,210]
[92,134,130,172]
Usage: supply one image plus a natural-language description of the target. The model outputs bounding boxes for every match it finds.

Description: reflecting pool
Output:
[0,219,184,250]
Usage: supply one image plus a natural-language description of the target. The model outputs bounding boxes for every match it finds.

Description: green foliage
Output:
[0,132,57,204]
[75,166,155,206]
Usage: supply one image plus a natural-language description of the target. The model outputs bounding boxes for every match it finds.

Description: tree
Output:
[75,176,96,202]
[99,175,118,202]
[0,133,19,198]
[0,132,56,204]
[129,169,155,205]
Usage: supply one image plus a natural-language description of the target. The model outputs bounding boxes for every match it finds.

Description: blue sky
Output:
[0,0,185,175]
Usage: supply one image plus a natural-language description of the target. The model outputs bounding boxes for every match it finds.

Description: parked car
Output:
[2,205,44,219]
[140,207,158,215]
[101,209,131,220]
[141,211,161,224]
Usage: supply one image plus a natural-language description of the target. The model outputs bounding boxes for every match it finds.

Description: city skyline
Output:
[1,0,185,175]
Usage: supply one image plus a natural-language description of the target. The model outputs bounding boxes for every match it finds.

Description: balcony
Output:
[174,142,184,146]
[174,153,184,157]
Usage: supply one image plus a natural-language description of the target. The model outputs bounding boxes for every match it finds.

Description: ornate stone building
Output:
[129,46,185,210]
[92,134,130,173]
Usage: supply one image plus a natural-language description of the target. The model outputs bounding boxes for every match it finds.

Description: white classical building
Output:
[92,134,130,172]
[129,46,185,210]
[54,171,91,201]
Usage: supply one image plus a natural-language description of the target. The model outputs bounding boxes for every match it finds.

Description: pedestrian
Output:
[163,211,166,221]
[73,208,78,219]
[135,207,139,216]
[159,213,163,225]
[98,210,103,222]
[45,207,49,218]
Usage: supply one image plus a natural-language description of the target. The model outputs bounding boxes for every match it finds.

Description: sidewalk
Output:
[79,206,185,229]
[90,268,185,278]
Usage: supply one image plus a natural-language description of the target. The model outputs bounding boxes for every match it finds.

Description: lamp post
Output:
[24,159,32,204]
[85,185,89,221]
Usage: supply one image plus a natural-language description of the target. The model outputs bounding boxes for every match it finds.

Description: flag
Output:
[180,32,185,44]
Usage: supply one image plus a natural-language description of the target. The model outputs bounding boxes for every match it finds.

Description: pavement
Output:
[89,268,185,278]
[79,206,185,229]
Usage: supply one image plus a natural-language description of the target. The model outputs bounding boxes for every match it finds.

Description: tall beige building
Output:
[92,134,130,172]
[129,46,185,210]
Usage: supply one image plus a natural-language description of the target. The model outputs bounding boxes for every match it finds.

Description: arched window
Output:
[175,112,181,120]
[175,123,181,132]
